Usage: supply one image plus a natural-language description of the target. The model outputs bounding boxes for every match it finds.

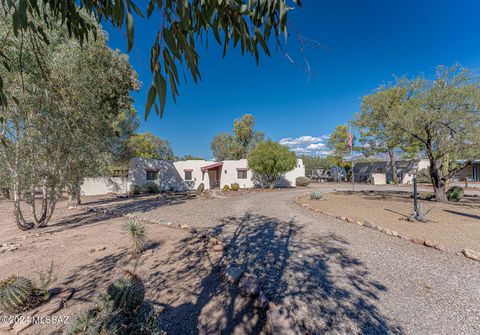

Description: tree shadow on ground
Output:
[60,212,403,334]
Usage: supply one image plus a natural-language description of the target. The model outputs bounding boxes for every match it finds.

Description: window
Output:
[146,170,158,181]
[185,171,193,181]
[237,170,248,179]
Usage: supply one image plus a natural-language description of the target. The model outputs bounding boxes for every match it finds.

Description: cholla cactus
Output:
[0,276,35,313]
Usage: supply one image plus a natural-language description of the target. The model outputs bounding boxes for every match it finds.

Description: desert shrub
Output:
[309,191,322,200]
[130,184,142,195]
[296,176,311,187]
[65,272,164,335]
[196,183,205,194]
[416,169,431,184]
[447,186,464,202]
[223,185,230,191]
[125,217,147,254]
[0,276,43,313]
[422,192,436,201]
[231,183,240,191]
[37,262,57,299]
[143,181,160,194]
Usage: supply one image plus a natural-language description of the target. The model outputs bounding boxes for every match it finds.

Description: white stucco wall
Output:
[129,158,187,191]
[220,159,255,189]
[371,173,387,185]
[81,177,131,196]
[173,160,215,190]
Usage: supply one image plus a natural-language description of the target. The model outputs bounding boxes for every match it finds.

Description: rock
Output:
[412,238,425,245]
[383,228,398,237]
[258,290,269,307]
[346,217,356,223]
[211,243,224,252]
[462,249,480,261]
[363,220,376,228]
[238,274,260,296]
[89,248,96,253]
[424,240,436,248]
[267,302,301,335]
[356,220,364,226]
[339,216,347,221]
[374,225,384,232]
[398,235,411,241]
[180,224,189,229]
[434,244,457,253]
[224,265,244,284]
[209,237,220,246]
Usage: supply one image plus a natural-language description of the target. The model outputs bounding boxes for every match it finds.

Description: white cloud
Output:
[279,135,331,156]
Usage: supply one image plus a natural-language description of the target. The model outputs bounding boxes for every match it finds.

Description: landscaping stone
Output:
[363,220,376,228]
[434,244,457,254]
[238,274,260,296]
[346,217,356,223]
[180,224,189,229]
[412,238,426,245]
[267,302,301,335]
[462,249,480,261]
[424,240,436,248]
[356,220,364,226]
[211,243,224,252]
[383,228,398,237]
[224,265,244,284]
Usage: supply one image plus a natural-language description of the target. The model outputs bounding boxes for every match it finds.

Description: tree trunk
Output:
[68,182,82,206]
[428,157,447,202]
[388,149,398,185]
[13,179,33,230]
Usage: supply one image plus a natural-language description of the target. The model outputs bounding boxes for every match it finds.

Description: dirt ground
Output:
[0,196,266,335]
[300,191,480,253]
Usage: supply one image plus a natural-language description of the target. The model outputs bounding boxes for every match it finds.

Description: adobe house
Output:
[81,158,305,196]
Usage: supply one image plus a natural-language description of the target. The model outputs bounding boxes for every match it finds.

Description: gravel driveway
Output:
[89,185,480,334]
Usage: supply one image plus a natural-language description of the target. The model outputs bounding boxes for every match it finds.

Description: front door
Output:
[208,169,219,188]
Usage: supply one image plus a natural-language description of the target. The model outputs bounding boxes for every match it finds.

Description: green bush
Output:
[223,185,230,191]
[130,184,142,195]
[231,183,240,191]
[447,186,464,202]
[422,192,436,201]
[309,191,322,200]
[143,181,160,194]
[196,183,205,194]
[296,176,311,187]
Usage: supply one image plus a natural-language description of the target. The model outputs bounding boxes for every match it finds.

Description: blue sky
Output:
[104,0,480,158]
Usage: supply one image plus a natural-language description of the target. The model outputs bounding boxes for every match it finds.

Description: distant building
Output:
[352,159,430,185]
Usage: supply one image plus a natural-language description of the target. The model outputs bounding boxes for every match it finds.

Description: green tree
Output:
[122,132,175,162]
[211,114,264,160]
[0,12,138,229]
[299,155,330,179]
[1,0,302,118]
[176,154,204,161]
[247,140,296,188]
[327,125,353,167]
[354,89,420,184]
[381,65,480,201]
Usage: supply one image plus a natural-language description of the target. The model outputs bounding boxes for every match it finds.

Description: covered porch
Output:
[201,162,223,189]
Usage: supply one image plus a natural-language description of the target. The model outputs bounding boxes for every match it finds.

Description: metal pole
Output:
[351,147,355,191]
[413,173,418,214]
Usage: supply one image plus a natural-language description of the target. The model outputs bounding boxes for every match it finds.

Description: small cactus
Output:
[231,183,239,191]
[106,271,145,312]
[0,276,35,313]
[309,191,322,200]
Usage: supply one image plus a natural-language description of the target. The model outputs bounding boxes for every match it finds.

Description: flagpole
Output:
[351,145,355,191]
[349,126,355,191]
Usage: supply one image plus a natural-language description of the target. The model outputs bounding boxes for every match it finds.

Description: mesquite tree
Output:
[0,12,138,229]
[371,65,480,201]
[354,88,420,185]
